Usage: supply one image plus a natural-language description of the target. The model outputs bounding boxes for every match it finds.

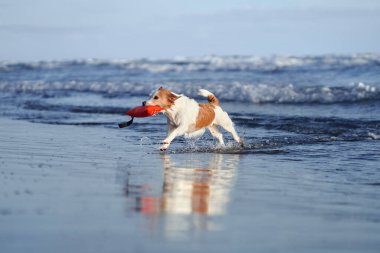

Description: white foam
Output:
[192,82,380,104]
[0,80,378,104]
[368,132,380,140]
[1,53,379,72]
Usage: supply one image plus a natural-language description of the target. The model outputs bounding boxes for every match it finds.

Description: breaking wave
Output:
[1,53,379,73]
[0,80,378,104]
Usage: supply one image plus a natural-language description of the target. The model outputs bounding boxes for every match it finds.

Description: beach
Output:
[1,54,380,252]
[1,116,379,253]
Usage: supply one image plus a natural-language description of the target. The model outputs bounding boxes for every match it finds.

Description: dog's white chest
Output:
[165,112,182,126]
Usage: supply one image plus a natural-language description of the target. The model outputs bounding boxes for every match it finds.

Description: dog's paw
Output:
[159,146,168,151]
[159,142,170,151]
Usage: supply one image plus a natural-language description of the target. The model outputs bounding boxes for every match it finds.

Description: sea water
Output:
[0,54,379,252]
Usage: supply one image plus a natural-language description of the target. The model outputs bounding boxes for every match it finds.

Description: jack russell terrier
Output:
[143,87,242,151]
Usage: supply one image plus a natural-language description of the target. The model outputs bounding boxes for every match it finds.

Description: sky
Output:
[0,0,379,61]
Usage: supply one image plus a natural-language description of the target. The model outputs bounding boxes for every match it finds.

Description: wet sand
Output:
[1,118,379,253]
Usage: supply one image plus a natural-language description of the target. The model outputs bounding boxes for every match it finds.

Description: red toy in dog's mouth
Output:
[119,105,164,128]
[125,105,164,118]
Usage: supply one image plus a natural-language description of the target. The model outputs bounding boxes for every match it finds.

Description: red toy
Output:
[125,105,164,118]
[119,105,164,128]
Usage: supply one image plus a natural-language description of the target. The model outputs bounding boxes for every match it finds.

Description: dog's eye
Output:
[153,96,159,100]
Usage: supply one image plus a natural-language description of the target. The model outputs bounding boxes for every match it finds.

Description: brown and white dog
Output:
[143,87,241,151]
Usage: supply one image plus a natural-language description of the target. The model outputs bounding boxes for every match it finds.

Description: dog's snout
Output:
[142,101,146,106]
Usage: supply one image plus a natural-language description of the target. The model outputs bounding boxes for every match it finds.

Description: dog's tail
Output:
[198,89,220,105]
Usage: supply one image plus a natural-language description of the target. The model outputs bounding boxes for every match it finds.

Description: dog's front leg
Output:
[160,125,186,151]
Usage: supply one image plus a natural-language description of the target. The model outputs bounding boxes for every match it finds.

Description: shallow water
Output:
[0,54,380,252]
[1,119,379,253]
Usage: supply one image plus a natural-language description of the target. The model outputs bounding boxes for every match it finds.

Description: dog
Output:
[143,87,242,151]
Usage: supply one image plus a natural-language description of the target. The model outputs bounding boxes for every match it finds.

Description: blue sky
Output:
[0,0,379,61]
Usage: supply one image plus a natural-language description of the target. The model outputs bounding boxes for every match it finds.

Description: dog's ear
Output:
[159,86,163,90]
[167,92,179,104]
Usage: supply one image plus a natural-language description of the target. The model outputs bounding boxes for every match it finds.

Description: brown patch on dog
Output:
[154,87,179,109]
[195,104,215,129]
[207,95,220,106]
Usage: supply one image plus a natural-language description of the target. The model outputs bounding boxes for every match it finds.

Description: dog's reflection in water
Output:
[124,153,240,235]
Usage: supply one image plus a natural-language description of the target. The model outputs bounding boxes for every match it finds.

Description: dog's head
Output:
[143,87,179,109]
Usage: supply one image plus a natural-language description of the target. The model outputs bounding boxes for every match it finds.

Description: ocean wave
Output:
[1,53,379,73]
[0,80,379,104]
[201,82,380,104]
[13,107,380,146]
[0,80,152,96]
[22,101,127,114]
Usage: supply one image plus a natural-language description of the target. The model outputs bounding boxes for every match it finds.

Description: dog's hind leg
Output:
[217,114,241,144]
[214,109,241,144]
[221,123,241,143]
[208,125,225,145]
